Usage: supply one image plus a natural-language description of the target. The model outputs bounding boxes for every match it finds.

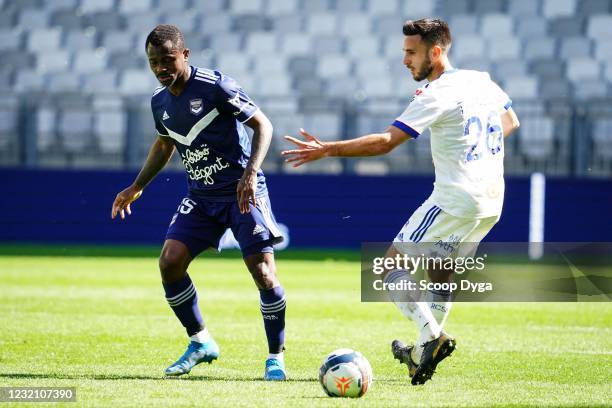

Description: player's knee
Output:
[159,249,188,281]
[245,255,277,289]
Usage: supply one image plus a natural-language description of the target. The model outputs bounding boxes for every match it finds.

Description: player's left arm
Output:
[237,110,273,213]
[501,107,520,137]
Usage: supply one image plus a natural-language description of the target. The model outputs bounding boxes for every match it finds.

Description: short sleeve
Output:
[489,79,512,112]
[151,92,169,137]
[215,74,259,123]
[391,90,444,139]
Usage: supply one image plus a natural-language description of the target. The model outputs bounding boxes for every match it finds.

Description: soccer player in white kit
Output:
[282,18,520,385]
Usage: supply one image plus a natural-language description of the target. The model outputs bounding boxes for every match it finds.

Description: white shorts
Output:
[393,198,499,261]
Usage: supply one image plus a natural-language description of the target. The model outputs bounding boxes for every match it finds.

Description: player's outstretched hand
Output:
[281,128,329,167]
[111,185,143,220]
[237,169,257,214]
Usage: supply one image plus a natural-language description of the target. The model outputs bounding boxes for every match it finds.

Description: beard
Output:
[412,56,433,82]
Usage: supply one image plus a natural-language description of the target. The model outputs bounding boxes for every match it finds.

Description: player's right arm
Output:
[501,107,520,137]
[282,126,410,167]
[111,136,175,219]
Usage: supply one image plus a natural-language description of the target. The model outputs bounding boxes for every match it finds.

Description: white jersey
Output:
[393,69,512,218]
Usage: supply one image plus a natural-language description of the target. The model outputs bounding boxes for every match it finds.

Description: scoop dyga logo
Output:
[189,98,203,115]
[334,376,352,396]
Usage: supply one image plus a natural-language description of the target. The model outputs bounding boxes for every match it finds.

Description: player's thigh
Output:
[456,215,500,258]
[229,194,283,255]
[165,196,227,258]
[159,239,192,272]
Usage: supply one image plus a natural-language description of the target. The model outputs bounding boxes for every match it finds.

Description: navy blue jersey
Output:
[151,66,267,201]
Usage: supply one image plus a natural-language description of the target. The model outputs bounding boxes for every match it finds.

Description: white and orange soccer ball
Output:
[319,348,373,398]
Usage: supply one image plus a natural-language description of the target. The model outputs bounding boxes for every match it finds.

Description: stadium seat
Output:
[229,0,263,14]
[264,0,298,15]
[301,0,332,13]
[44,0,78,11]
[365,0,398,14]
[208,33,242,52]
[201,13,233,35]
[0,95,19,153]
[519,117,555,160]
[530,58,565,78]
[232,14,269,32]
[0,28,22,51]
[481,14,514,37]
[64,29,96,49]
[488,37,521,61]
[494,59,528,78]
[124,10,160,33]
[560,37,593,59]
[524,37,557,61]
[514,16,549,38]
[401,0,435,16]
[360,77,393,98]
[118,0,153,14]
[451,35,485,62]
[254,76,292,97]
[594,39,612,62]
[279,33,311,55]
[17,8,50,28]
[118,69,156,95]
[84,11,124,31]
[317,55,351,78]
[190,0,225,12]
[504,76,538,99]
[101,31,135,52]
[449,14,479,35]
[591,119,612,159]
[73,49,108,73]
[325,76,359,97]
[566,58,601,82]
[577,0,611,15]
[58,108,94,153]
[372,14,405,36]
[573,79,608,99]
[346,35,380,57]
[244,32,278,55]
[270,14,304,33]
[94,110,127,155]
[27,28,62,52]
[14,70,45,92]
[549,16,585,37]
[48,72,81,92]
[35,107,58,152]
[80,0,114,14]
[338,14,371,36]
[81,68,117,94]
[160,11,198,33]
[542,0,576,18]
[507,0,540,16]
[305,13,336,35]
[586,15,612,38]
[312,34,344,55]
[35,51,70,73]
[356,59,389,78]
[216,53,251,75]
[50,8,83,30]
[539,76,572,99]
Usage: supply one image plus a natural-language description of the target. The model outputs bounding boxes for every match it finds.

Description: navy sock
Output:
[260,286,286,354]
[163,273,204,337]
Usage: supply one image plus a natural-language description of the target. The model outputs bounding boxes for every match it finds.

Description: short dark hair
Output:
[402,18,452,51]
[145,24,185,51]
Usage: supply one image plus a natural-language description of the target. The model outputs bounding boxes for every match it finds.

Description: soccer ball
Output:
[319,348,373,398]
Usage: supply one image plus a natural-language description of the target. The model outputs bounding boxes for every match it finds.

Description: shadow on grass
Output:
[0,373,318,383]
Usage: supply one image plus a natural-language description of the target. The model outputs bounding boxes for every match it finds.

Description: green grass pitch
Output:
[0,246,610,407]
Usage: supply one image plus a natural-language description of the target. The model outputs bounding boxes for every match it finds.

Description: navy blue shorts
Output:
[165,193,284,258]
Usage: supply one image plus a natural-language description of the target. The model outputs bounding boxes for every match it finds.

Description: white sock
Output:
[268,352,284,363]
[190,327,210,344]
[424,289,453,327]
[384,269,441,357]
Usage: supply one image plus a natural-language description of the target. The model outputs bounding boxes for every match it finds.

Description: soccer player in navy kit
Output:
[111,25,287,380]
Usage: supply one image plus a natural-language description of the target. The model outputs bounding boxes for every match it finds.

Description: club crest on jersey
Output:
[189,98,203,115]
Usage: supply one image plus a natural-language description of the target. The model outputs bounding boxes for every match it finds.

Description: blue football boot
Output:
[264,358,286,381]
[164,339,220,376]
